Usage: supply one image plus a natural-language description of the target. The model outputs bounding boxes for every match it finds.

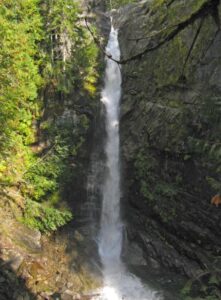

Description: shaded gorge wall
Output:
[112,1,221,298]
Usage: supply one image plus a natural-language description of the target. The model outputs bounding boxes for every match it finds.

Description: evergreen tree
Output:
[0,0,99,232]
[0,0,42,182]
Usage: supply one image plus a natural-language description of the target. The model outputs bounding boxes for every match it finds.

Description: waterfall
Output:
[99,25,122,268]
[95,25,163,300]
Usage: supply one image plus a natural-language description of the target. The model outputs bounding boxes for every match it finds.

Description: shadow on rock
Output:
[0,257,37,300]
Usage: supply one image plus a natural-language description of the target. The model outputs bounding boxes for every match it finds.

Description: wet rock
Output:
[123,241,147,266]
[61,294,73,300]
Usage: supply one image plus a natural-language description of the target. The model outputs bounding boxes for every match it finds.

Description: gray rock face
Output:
[13,224,41,252]
[114,0,221,280]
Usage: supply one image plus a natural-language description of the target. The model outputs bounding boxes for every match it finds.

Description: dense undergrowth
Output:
[0,0,99,232]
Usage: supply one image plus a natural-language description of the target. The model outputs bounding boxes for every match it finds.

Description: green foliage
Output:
[135,149,178,201]
[0,0,99,184]
[0,0,42,182]
[40,0,99,96]
[206,177,220,193]
[181,270,221,300]
[155,182,178,198]
[134,150,157,202]
[134,148,179,222]
[0,0,99,232]
[23,119,87,202]
[22,199,72,233]
[24,152,63,201]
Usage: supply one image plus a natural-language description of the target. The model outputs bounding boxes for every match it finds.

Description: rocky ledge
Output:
[0,200,101,300]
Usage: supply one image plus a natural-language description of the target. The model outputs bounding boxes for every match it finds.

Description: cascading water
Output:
[96,24,163,300]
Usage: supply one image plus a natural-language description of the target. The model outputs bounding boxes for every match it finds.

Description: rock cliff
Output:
[114,0,221,297]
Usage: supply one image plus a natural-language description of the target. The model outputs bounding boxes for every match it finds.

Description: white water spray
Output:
[96,25,163,300]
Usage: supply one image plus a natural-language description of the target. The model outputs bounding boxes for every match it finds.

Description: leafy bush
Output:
[23,144,67,201]
[0,0,42,183]
[134,147,180,222]
[181,270,221,300]
[22,199,72,233]
[0,0,99,233]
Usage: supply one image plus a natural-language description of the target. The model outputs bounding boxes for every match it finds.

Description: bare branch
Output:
[84,18,120,64]
[85,0,219,65]
[181,17,205,76]
[127,24,178,42]
[120,0,219,64]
